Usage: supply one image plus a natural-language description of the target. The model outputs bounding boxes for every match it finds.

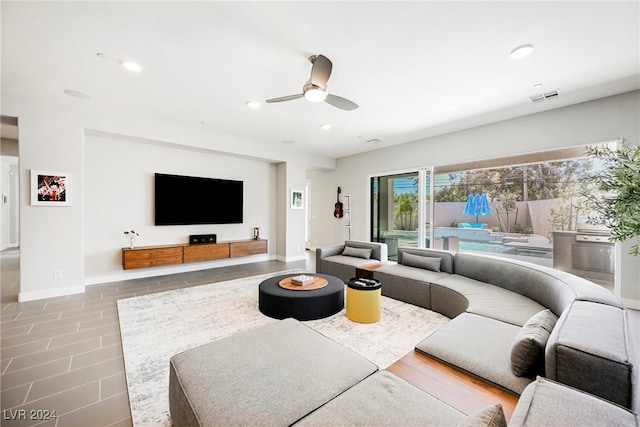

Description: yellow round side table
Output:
[346,278,382,323]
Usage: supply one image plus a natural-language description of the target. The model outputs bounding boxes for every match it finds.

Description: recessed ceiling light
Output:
[510,44,534,59]
[320,123,332,130]
[63,89,92,100]
[119,59,142,72]
[99,53,143,72]
[246,100,261,109]
[533,83,543,88]
[366,138,382,144]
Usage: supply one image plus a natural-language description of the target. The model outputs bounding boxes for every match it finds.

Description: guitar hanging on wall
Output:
[334,187,344,218]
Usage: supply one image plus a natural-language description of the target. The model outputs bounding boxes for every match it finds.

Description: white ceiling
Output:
[2,1,639,159]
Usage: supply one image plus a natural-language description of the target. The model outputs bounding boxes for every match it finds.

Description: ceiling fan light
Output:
[304,87,327,103]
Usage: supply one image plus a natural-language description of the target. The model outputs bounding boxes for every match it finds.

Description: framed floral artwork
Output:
[31,170,71,206]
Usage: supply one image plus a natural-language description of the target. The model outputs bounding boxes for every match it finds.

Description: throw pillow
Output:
[342,246,373,259]
[510,309,559,376]
[457,403,507,427]
[401,252,442,272]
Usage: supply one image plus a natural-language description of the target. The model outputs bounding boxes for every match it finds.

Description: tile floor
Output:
[2,248,639,425]
[1,248,311,427]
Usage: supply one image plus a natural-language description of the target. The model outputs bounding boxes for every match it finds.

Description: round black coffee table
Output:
[258,273,344,321]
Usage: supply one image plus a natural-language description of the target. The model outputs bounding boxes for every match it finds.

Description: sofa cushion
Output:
[295,371,465,426]
[169,318,378,427]
[457,403,507,427]
[342,245,373,259]
[344,240,388,262]
[416,312,534,394]
[398,248,455,273]
[452,252,623,315]
[322,255,380,268]
[511,309,558,376]
[402,252,441,272]
[510,376,639,427]
[431,275,547,326]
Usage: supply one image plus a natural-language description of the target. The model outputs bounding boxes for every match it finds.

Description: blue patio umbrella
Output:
[463,193,491,223]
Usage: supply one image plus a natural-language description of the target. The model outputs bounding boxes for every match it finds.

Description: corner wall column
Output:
[276,162,307,262]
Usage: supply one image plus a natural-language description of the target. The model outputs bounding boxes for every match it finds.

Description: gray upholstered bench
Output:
[169,318,378,427]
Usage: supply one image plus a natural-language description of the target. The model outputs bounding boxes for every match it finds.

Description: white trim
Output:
[367,166,434,247]
[275,254,307,262]
[19,285,85,302]
[622,297,640,310]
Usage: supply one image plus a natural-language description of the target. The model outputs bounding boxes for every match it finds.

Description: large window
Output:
[369,144,609,265]
[432,157,597,261]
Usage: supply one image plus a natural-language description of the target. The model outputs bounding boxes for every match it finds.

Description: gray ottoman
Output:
[294,371,466,426]
[169,318,378,427]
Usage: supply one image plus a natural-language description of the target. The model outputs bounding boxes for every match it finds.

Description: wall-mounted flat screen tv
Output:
[154,173,243,225]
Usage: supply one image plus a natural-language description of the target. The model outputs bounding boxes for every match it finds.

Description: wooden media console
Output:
[122,239,267,270]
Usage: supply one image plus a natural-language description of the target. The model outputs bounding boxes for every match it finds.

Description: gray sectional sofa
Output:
[167,243,639,426]
[315,240,388,283]
[364,247,637,410]
[169,318,639,426]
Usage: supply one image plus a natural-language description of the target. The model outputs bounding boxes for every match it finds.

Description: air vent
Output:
[529,89,560,104]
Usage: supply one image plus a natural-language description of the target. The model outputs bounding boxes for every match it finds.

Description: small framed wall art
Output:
[31,170,71,206]
[290,189,304,209]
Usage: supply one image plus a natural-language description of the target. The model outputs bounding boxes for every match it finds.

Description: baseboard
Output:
[18,285,85,302]
[84,254,277,287]
[275,254,307,262]
[622,297,640,310]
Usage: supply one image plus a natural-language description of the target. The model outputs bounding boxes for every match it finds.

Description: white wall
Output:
[276,162,308,262]
[1,92,335,301]
[309,90,640,307]
[84,133,277,283]
[4,88,638,305]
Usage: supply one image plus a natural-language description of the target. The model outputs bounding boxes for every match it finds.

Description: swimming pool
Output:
[459,241,516,254]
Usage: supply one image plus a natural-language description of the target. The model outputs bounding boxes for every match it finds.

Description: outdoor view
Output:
[371,156,604,267]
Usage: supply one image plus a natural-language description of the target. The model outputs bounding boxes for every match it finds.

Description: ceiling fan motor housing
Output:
[303,83,328,102]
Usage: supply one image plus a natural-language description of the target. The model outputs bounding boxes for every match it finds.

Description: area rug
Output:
[117,270,449,426]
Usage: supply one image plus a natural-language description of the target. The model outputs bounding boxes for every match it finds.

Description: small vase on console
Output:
[124,229,140,249]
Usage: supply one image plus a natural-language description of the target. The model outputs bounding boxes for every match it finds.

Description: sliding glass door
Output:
[370,167,433,260]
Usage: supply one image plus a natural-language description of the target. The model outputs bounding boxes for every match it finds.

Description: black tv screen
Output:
[154,173,243,225]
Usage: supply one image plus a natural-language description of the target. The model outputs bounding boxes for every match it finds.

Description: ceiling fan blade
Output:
[310,55,332,88]
[325,94,359,111]
[265,94,304,103]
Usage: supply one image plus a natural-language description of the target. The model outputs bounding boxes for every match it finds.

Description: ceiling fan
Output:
[265,54,359,111]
